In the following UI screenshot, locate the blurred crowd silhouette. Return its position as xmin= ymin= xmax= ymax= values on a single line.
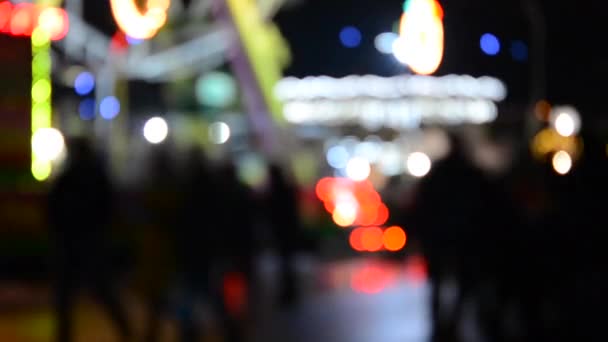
xmin=43 ymin=129 xmax=608 ymax=342
xmin=46 ymin=138 xmax=303 ymax=342
xmin=401 ymin=129 xmax=607 ymax=342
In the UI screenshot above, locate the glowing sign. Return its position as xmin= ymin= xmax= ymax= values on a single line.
xmin=396 ymin=0 xmax=444 ymax=75
xmin=110 ymin=0 xmax=170 ymax=39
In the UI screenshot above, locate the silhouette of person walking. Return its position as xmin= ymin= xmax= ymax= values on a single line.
xmin=48 ymin=137 xmax=130 ymax=342
xmin=266 ymin=163 xmax=300 ymax=308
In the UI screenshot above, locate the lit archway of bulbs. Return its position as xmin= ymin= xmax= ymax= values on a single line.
xmin=110 ymin=0 xmax=171 ymax=39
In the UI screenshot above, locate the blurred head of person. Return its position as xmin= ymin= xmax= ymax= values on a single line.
xmin=64 ymin=136 xmax=99 ymax=170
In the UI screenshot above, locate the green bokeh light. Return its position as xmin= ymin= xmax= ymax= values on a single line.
xmin=31 ymin=28 xmax=51 ymax=49
xmin=32 ymin=103 xmax=52 ymax=131
xmin=195 ymin=71 xmax=238 ymax=109
xmin=32 ymin=79 xmax=52 ymax=103
xmin=32 ymin=53 xmax=52 ymax=78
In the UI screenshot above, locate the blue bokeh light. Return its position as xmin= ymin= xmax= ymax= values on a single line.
xmin=339 ymin=26 xmax=362 ymax=48
xmin=78 ymin=98 xmax=96 ymax=120
xmin=99 ymin=96 xmax=120 ymax=120
xmin=327 ymin=145 xmax=350 ymax=169
xmin=510 ymin=40 xmax=528 ymax=62
xmin=480 ymin=33 xmax=500 ymax=56
xmin=74 ymin=71 xmax=95 ymax=96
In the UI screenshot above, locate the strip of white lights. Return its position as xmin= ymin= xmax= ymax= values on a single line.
xmin=275 ymin=74 xmax=507 ymax=102
xmin=283 ymin=98 xmax=498 ymax=129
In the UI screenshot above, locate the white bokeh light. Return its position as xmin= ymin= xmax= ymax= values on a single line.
xmin=552 ymin=150 xmax=572 ymax=175
xmin=554 ymin=113 xmax=575 ymax=137
xmin=143 ymin=117 xmax=169 ymax=144
xmin=407 ymin=152 xmax=432 ymax=178
xmin=208 ymin=121 xmax=231 ymax=144
xmin=375 ymin=32 xmax=399 ymax=54
xmin=32 ymin=128 xmax=65 ymax=162
xmin=550 ymin=106 xmax=581 ymax=137
xmin=392 ymin=37 xmax=409 ymax=64
xmin=345 ymin=157 xmax=371 ymax=181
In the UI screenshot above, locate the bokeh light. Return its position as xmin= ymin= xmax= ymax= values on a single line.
xmin=327 ymin=145 xmax=350 ymax=169
xmin=480 ymin=33 xmax=500 ymax=56
xmin=38 ymin=7 xmax=68 ymax=41
xmin=195 ymin=71 xmax=238 ymax=108
xmin=554 ymin=113 xmax=575 ymax=137
xmin=345 ymin=157 xmax=371 ymax=181
xmin=31 ymin=127 xmax=64 ymax=162
xmin=78 ymin=98 xmax=96 ymax=120
xmin=109 ymin=0 xmax=170 ymax=39
xmin=143 ymin=116 xmax=169 ymax=144
xmin=0 ymin=2 xmax=13 ymax=32
xmin=9 ymin=3 xmax=36 ymax=36
xmin=31 ymin=79 xmax=51 ymax=103
xmin=398 ymin=0 xmax=444 ymax=75
xmin=74 ymin=71 xmax=95 ymax=96
xmin=349 ymin=227 xmax=366 ymax=252
xmin=208 ymin=121 xmax=231 ymax=144
xmin=31 ymin=27 xmax=50 ymax=47
xmin=510 ymin=40 xmax=528 ymax=62
xmin=333 ymin=201 xmax=358 ymax=227
xmin=99 ymin=96 xmax=120 ymax=120
xmin=374 ymin=32 xmax=398 ymax=54
xmin=406 ymin=152 xmax=431 ymax=177
xmin=383 ymin=226 xmax=407 ymax=251
xmin=550 ymin=107 xmax=581 ymax=138
xmin=339 ymin=26 xmax=362 ymax=48
xmin=361 ymin=226 xmax=384 ymax=252
xmin=552 ymin=150 xmax=572 ymax=175
xmin=31 ymin=159 xmax=52 ymax=182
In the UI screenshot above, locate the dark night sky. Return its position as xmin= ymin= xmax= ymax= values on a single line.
xmin=275 ymin=0 xmax=608 ymax=117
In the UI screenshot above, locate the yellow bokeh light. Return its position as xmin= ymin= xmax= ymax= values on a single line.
xmin=31 ymin=159 xmax=52 ymax=181
xmin=552 ymin=150 xmax=572 ymax=175
xmin=110 ymin=0 xmax=170 ymax=39
xmin=332 ymin=202 xmax=358 ymax=227
xmin=38 ymin=7 xmax=69 ymax=41
xmin=397 ymin=0 xmax=444 ymax=75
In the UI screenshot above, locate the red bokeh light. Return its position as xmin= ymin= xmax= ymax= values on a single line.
xmin=0 ymin=1 xmax=13 ymax=32
xmin=9 ymin=3 xmax=37 ymax=37
xmin=349 ymin=227 xmax=366 ymax=252
xmin=373 ymin=203 xmax=389 ymax=226
xmin=0 ymin=2 xmax=69 ymax=40
xmin=223 ymin=272 xmax=247 ymax=318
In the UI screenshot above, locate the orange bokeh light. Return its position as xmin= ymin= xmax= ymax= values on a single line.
xmin=383 ymin=226 xmax=407 ymax=251
xmin=361 ymin=226 xmax=384 ymax=252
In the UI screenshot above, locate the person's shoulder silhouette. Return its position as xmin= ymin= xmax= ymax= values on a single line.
xmin=49 ymin=137 xmax=112 ymax=234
